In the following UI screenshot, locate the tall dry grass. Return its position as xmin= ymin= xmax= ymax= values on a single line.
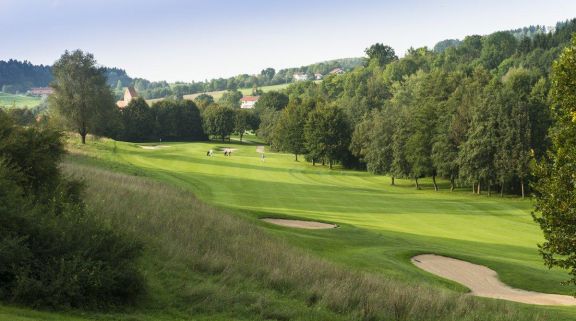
xmin=62 ymin=160 xmax=547 ymax=321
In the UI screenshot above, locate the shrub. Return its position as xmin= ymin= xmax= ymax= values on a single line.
xmin=0 ymin=110 xmax=144 ymax=309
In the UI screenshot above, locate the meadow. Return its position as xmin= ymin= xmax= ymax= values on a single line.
xmin=147 ymin=82 xmax=298 ymax=105
xmin=0 ymin=92 xmax=42 ymax=109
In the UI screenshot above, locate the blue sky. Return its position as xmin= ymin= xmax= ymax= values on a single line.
xmin=1 ymin=0 xmax=575 ymax=82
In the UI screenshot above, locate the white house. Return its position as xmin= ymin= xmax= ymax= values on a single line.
xmin=240 ymin=96 xmax=259 ymax=109
xmin=314 ymin=73 xmax=323 ymax=80
xmin=293 ymin=73 xmax=309 ymax=81
xmin=329 ymin=68 xmax=345 ymax=75
xmin=28 ymin=87 xmax=53 ymax=97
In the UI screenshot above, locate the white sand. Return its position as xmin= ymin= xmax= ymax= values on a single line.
xmin=261 ymin=218 xmax=337 ymax=229
xmin=412 ymin=254 xmax=576 ymax=306
xmin=139 ymin=145 xmax=171 ymax=150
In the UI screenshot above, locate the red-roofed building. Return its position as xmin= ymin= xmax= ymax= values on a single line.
xmin=116 ymin=86 xmax=138 ymax=108
xmin=240 ymin=96 xmax=259 ymax=109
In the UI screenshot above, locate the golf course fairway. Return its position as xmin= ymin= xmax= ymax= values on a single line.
xmin=70 ymin=137 xmax=576 ymax=315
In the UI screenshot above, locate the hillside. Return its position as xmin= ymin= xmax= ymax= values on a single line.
xmin=0 ymin=135 xmax=566 ymax=321
xmin=0 ymin=58 xmax=363 ymax=101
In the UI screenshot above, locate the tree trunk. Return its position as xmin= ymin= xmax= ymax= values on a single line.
xmin=391 ymin=176 xmax=395 ymax=186
xmin=500 ymin=181 xmax=504 ymax=198
xmin=329 ymin=160 xmax=333 ymax=169
xmin=322 ymin=159 xmax=325 ymax=166
xmin=477 ymin=181 xmax=481 ymax=194
xmin=487 ymin=182 xmax=491 ymax=197
xmin=415 ymin=177 xmax=420 ymax=190
xmin=432 ymin=175 xmax=438 ymax=191
xmin=295 ymin=154 xmax=298 ymax=161
xmin=239 ymin=133 xmax=243 ymax=142
xmin=79 ymin=123 xmax=87 ymax=144
xmin=312 ymin=158 xmax=315 ymax=166
xmin=521 ymin=178 xmax=525 ymax=199
xmin=450 ymin=176 xmax=455 ymax=192
xmin=472 ymin=182 xmax=475 ymax=194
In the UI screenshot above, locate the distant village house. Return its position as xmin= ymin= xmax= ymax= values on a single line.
xmin=314 ymin=73 xmax=323 ymax=80
xmin=240 ymin=96 xmax=259 ymax=109
xmin=293 ymin=73 xmax=309 ymax=81
xmin=116 ymin=86 xmax=138 ymax=108
xmin=329 ymin=67 xmax=345 ymax=75
xmin=28 ymin=87 xmax=53 ymax=97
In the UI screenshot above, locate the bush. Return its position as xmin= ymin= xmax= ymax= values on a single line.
xmin=0 ymin=110 xmax=144 ymax=309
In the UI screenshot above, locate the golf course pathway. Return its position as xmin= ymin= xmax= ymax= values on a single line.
xmin=412 ymin=254 xmax=576 ymax=306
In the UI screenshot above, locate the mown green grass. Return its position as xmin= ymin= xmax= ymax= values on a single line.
xmin=3 ymin=154 xmax=555 ymax=321
xmin=3 ymin=135 xmax=575 ymax=320
xmin=58 ymin=135 xmax=576 ymax=319
xmin=0 ymin=93 xmax=42 ymax=109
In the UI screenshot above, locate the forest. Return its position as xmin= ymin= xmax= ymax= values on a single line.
xmin=0 ymin=57 xmax=363 ymax=100
xmin=249 ymin=19 xmax=576 ymax=197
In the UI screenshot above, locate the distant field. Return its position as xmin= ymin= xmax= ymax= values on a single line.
xmin=0 ymin=93 xmax=42 ymax=109
xmin=146 ymin=83 xmax=294 ymax=105
xmin=186 ymin=83 xmax=292 ymax=101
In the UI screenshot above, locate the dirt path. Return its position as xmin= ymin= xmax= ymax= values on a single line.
xmin=261 ymin=218 xmax=337 ymax=229
xmin=412 ymin=254 xmax=576 ymax=306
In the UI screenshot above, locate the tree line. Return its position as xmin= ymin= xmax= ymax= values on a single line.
xmin=253 ymin=19 xmax=576 ymax=198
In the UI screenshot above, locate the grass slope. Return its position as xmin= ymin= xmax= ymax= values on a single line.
xmin=2 ymin=152 xmax=552 ymax=320
xmin=53 ymin=136 xmax=575 ymax=319
xmin=0 ymin=93 xmax=42 ymax=109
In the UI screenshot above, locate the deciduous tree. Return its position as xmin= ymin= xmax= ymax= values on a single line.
xmin=49 ymin=50 xmax=117 ymax=144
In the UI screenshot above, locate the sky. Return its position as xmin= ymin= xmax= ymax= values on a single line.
xmin=1 ymin=0 xmax=576 ymax=82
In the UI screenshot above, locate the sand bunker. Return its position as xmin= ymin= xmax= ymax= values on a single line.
xmin=139 ymin=145 xmax=171 ymax=150
xmin=412 ymin=254 xmax=576 ymax=306
xmin=261 ymin=218 xmax=337 ymax=229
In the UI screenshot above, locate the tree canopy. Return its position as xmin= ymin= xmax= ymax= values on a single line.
xmin=49 ymin=50 xmax=117 ymax=144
